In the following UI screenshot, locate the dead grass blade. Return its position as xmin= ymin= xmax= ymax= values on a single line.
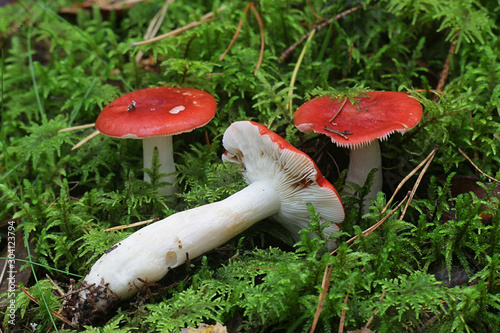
xmin=310 ymin=265 xmax=334 ymax=333
xmin=135 ymin=0 xmax=174 ymax=63
xmin=310 ymin=192 xmax=409 ymax=332
xmin=131 ymin=6 xmax=226 ymax=47
xmin=338 ymin=281 xmax=352 ymax=333
xmin=71 ymin=130 xmax=101 ymax=150
xmin=20 ymin=285 xmax=76 ymax=328
xmin=105 ymin=218 xmax=157 ymax=231
xmin=58 ymin=123 xmax=95 ymax=133
xmin=364 ymin=290 xmax=386 ymax=329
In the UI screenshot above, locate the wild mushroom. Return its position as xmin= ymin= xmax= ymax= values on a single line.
xmin=67 ymin=121 xmax=344 ymax=325
xmin=294 ymin=91 xmax=422 ymax=209
xmin=95 ymin=86 xmax=217 ymax=198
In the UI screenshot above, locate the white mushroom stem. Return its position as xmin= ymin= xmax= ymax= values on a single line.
xmin=344 ymin=140 xmax=383 ymax=209
xmin=78 ymin=180 xmax=280 ymax=306
xmin=142 ymin=136 xmax=177 ymax=198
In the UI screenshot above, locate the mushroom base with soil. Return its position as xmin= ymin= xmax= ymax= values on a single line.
xmin=64 ymin=181 xmax=280 ymax=326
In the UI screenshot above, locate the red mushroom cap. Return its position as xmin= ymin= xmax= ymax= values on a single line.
xmin=95 ymin=87 xmax=217 ymax=139
xmin=294 ymin=91 xmax=422 ymax=148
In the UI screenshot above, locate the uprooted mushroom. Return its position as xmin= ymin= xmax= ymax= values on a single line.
xmin=64 ymin=120 xmax=344 ymax=326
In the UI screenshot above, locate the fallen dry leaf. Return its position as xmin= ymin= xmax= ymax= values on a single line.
xmin=181 ymin=323 xmax=227 ymax=333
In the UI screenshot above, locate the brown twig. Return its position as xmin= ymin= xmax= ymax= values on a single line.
xmin=328 ymin=98 xmax=348 ymax=123
xmin=330 ymin=191 xmax=410 ymax=256
xmin=311 ymin=189 xmax=410 ymax=331
xmin=310 ymin=265 xmax=334 ymax=333
xmin=324 ymin=126 xmax=352 ymax=140
xmin=433 ymin=33 xmax=459 ymax=102
xmin=20 ymin=285 xmax=76 ymax=328
xmin=338 ymin=281 xmax=352 ymax=333
xmin=131 ymin=6 xmax=226 ymax=47
xmin=365 ymin=290 xmax=386 ymax=329
xmin=458 ymin=147 xmax=500 ymax=184
xmin=280 ymin=5 xmax=363 ymax=62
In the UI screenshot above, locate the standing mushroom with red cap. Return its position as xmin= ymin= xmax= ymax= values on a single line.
xmin=67 ymin=121 xmax=344 ymax=325
xmin=95 ymin=86 xmax=217 ymax=198
xmin=294 ymin=91 xmax=422 ymax=210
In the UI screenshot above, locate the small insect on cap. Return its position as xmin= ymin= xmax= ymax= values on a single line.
xmin=222 ymin=121 xmax=345 ymax=241
xmin=95 ymin=86 xmax=217 ymax=139
xmin=294 ymin=91 xmax=423 ymax=149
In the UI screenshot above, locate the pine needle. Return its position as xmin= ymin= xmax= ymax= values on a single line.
xmin=58 ymin=123 xmax=96 ymax=133
xmin=105 ymin=218 xmax=157 ymax=231
xmin=71 ymin=130 xmax=101 ymax=150
xmin=131 ymin=6 xmax=226 ymax=47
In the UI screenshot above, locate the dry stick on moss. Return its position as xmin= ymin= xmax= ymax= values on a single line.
xmin=330 ymin=192 xmax=410 ymax=257
xmin=365 ymin=290 xmax=386 ymax=329
xmin=328 ymin=97 xmax=348 ymax=123
xmin=280 ymin=5 xmax=363 ymax=62
xmin=135 ymin=0 xmax=174 ymax=63
xmin=381 ymin=146 xmax=439 ymax=214
xmin=309 ymin=196 xmax=408 ymax=332
xmin=130 ymin=6 xmax=226 ymax=47
xmin=433 ymin=33 xmax=459 ymax=102
xmin=338 ymin=281 xmax=352 ymax=333
xmin=310 ymin=264 xmax=334 ymax=333
xmin=288 ymin=29 xmax=316 ymax=114
xmin=458 ymin=147 xmax=500 ymax=183
xmin=20 ymin=285 xmax=76 ymax=328
xmin=219 ymin=2 xmax=264 ymax=76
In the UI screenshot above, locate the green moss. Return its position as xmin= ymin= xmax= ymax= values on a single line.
xmin=0 ymin=0 xmax=499 ymax=331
